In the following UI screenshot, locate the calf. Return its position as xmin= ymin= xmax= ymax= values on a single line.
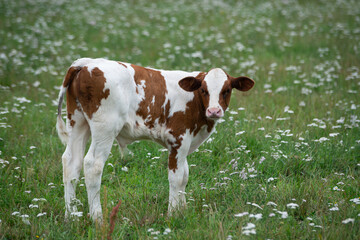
xmin=56 ymin=58 xmax=254 ymax=221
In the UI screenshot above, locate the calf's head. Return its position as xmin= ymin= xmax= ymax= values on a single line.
xmin=179 ymin=68 xmax=254 ymax=120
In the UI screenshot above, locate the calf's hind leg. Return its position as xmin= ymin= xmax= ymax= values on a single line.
xmin=62 ymin=112 xmax=90 ymax=218
xmin=83 ymin=122 xmax=119 ymax=222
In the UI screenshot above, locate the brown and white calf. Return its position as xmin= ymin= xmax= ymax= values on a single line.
xmin=56 ymin=58 xmax=254 ymax=221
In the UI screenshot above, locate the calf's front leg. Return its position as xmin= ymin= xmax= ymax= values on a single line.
xmin=168 ymin=141 xmax=190 ymax=213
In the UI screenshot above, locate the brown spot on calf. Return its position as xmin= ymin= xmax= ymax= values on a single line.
xmin=64 ymin=66 xmax=82 ymax=125
xmin=70 ymin=120 xmax=76 ymax=127
xmin=63 ymin=66 xmax=111 ymax=123
xmin=69 ymin=67 xmax=110 ymax=119
xmin=117 ymin=62 xmax=127 ymax=68
xmin=132 ymin=64 xmax=168 ymax=128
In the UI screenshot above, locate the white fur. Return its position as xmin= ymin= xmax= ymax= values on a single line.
xmin=160 ymin=70 xmax=200 ymax=117
xmin=205 ymin=68 xmax=228 ymax=113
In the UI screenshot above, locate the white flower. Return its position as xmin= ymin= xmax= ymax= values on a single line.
xmin=37 ymin=212 xmax=47 ymax=217
xmin=29 ymin=204 xmax=39 ymax=208
xmin=21 ymin=215 xmax=31 ymax=225
xmin=33 ymin=81 xmax=41 ymax=87
xmin=121 ymin=166 xmax=128 ymax=172
xmin=32 ymin=198 xmax=47 ymax=202
xmin=301 ymin=87 xmax=312 ymax=95
xmin=267 ymin=201 xmax=277 ymax=207
xmin=242 ymin=229 xmax=256 ymax=235
xmin=318 ymin=137 xmax=329 ymax=143
xmin=234 ymin=212 xmax=249 ymax=217
xmin=275 ymin=86 xmax=288 ymax=93
xmin=11 ymin=211 xmax=20 ymax=216
xmin=206 ymin=137 xmax=214 ymax=143
xmin=70 ymin=212 xmax=83 ymax=217
xmin=332 ymin=186 xmax=344 ymax=191
xmin=247 ymin=202 xmax=263 ymax=210
xmin=151 ymin=231 xmax=160 ymax=235
xmin=235 ymin=131 xmax=245 ymax=136
xmin=276 ymin=117 xmax=290 ymax=121
xmin=163 ymin=228 xmax=171 ymax=235
xmin=350 ymin=198 xmax=360 ymax=204
xmin=242 ymin=223 xmax=256 ymax=235
xmin=342 ymin=218 xmax=354 ymax=224
xmin=284 ymin=106 xmax=294 ymax=113
xmin=249 ymin=213 xmax=262 ymax=220
xmin=329 ymin=206 xmax=339 ymax=211
xmin=267 ymin=177 xmax=276 ymax=182
xmin=277 ymin=211 xmax=288 ymax=219
xmin=236 ymin=42 xmax=245 ymax=52
xmin=191 ymin=51 xmax=203 ymax=59
xmin=242 ymin=223 xmax=256 ymax=230
xmin=14 ymin=97 xmax=31 ymax=103
xmin=336 ymin=117 xmax=345 ymax=124
xmin=286 ymin=203 xmax=299 ymax=209
xmin=264 ymin=84 xmax=272 ymax=89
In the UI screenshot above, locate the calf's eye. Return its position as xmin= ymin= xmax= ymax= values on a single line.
xmin=223 ymin=89 xmax=231 ymax=98
xmin=201 ymin=88 xmax=208 ymax=95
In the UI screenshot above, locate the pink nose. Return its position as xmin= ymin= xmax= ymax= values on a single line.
xmin=206 ymin=107 xmax=223 ymax=118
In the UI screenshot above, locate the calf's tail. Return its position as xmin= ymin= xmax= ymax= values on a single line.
xmin=56 ymin=66 xmax=82 ymax=145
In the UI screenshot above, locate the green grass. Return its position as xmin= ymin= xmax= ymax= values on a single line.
xmin=0 ymin=0 xmax=359 ymax=239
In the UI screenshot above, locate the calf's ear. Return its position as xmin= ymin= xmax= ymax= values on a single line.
xmin=179 ymin=77 xmax=202 ymax=92
xmin=231 ymin=76 xmax=255 ymax=91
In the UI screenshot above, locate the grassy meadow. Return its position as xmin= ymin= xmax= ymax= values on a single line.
xmin=1 ymin=0 xmax=360 ymax=239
